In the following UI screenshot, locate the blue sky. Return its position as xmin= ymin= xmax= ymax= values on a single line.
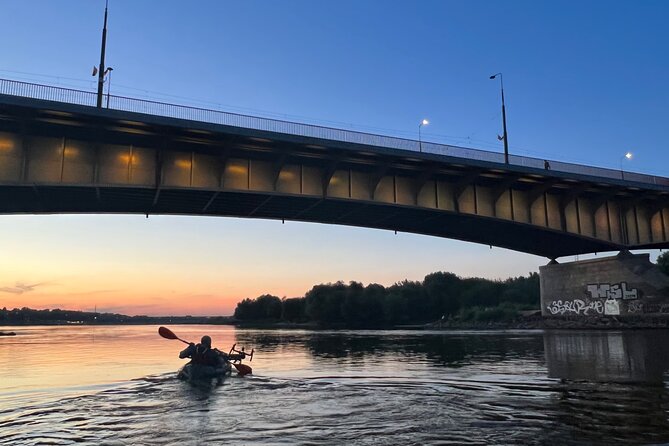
xmin=0 ymin=1 xmax=667 ymax=315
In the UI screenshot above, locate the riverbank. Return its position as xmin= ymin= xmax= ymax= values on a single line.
xmin=4 ymin=315 xmax=669 ymax=331
xmin=232 ymin=314 xmax=669 ymax=330
xmin=426 ymin=314 xmax=669 ymax=330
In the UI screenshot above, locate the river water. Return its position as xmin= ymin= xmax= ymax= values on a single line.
xmin=1 ymin=326 xmax=668 ymax=445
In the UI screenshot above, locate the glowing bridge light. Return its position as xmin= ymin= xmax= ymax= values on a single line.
xmin=0 ymin=139 xmax=14 ymax=151
xmin=174 ymin=159 xmax=192 ymax=169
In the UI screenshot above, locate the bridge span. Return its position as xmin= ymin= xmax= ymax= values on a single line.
xmin=1 ymin=79 xmax=668 ymax=259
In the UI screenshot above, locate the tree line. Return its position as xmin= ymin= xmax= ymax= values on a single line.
xmin=234 ymin=272 xmax=540 ymax=327
xmin=0 ymin=307 xmax=233 ymax=325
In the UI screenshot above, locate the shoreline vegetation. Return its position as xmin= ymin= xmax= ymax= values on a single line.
xmin=234 ymin=272 xmax=541 ymax=328
xmin=0 ymin=308 xmax=234 ymax=327
xmin=233 ymin=315 xmax=669 ymax=330
xmin=4 ymin=267 xmax=669 ymax=331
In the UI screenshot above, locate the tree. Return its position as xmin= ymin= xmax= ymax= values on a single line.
xmin=233 ymin=298 xmax=256 ymax=320
xmin=383 ymin=289 xmax=409 ymax=325
xmin=340 ymin=281 xmax=365 ymax=326
xmin=360 ymin=283 xmax=386 ymax=326
xmin=423 ymin=272 xmax=463 ymax=318
xmin=281 ymin=297 xmax=306 ymax=322
xmin=658 ymin=251 xmax=669 ymax=276
xmin=233 ymin=295 xmax=282 ymax=320
xmin=459 ymin=278 xmax=502 ymax=308
xmin=305 ymin=282 xmax=347 ymax=323
xmin=255 ymin=294 xmax=282 ymax=319
xmin=500 ymin=273 xmax=540 ymax=308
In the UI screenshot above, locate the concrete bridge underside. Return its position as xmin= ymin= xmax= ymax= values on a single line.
xmin=1 ymin=94 xmax=669 ymax=259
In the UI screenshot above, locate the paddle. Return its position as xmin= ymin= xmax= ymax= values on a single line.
xmin=158 ymin=326 xmax=190 ymax=345
xmin=158 ymin=326 xmax=253 ymax=376
xmin=231 ymin=362 xmax=253 ymax=376
xmin=219 ymin=345 xmax=253 ymax=376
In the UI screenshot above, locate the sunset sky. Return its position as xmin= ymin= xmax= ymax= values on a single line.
xmin=1 ymin=1 xmax=668 ymax=315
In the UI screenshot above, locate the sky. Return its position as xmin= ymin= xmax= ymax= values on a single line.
xmin=0 ymin=1 xmax=668 ymax=316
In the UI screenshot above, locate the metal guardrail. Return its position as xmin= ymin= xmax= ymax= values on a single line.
xmin=1 ymin=78 xmax=667 ymax=187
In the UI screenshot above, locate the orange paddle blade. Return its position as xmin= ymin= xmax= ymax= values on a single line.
xmin=158 ymin=326 xmax=178 ymax=340
xmin=233 ymin=363 xmax=252 ymax=376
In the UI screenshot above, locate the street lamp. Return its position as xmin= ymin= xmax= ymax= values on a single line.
xmin=489 ymin=73 xmax=509 ymax=164
xmin=620 ymin=152 xmax=632 ymax=180
xmin=96 ymin=0 xmax=109 ymax=108
xmin=105 ymin=67 xmax=114 ymax=108
xmin=418 ymin=119 xmax=429 ymax=152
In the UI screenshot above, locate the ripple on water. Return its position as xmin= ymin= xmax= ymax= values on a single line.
xmin=2 ymin=371 xmax=667 ymax=446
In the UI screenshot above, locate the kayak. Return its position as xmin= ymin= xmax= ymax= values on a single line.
xmin=158 ymin=327 xmax=254 ymax=379
xmin=177 ymin=362 xmax=232 ymax=381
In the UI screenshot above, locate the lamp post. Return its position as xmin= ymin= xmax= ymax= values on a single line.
xmin=418 ymin=119 xmax=429 ymax=152
xmin=105 ymin=67 xmax=114 ymax=108
xmin=620 ymin=152 xmax=632 ymax=180
xmin=489 ymin=73 xmax=509 ymax=164
xmin=96 ymin=0 xmax=109 ymax=108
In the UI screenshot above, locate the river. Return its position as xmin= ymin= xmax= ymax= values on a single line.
xmin=1 ymin=325 xmax=668 ymax=445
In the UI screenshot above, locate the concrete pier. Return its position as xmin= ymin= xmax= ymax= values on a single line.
xmin=540 ymin=252 xmax=669 ymax=317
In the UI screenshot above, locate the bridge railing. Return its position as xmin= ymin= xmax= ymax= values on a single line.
xmin=1 ymin=78 xmax=667 ymax=187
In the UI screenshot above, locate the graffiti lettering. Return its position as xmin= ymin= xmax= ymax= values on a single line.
xmin=641 ymin=303 xmax=669 ymax=314
xmin=586 ymin=282 xmax=638 ymax=300
xmin=644 ymin=304 xmax=659 ymax=314
xmin=546 ymin=299 xmax=604 ymax=316
xmin=604 ymin=297 xmax=620 ymax=315
xmin=627 ymin=301 xmax=643 ymax=314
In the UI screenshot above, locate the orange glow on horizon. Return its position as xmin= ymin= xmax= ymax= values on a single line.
xmin=1 ymin=291 xmax=244 ymax=316
xmin=0 ymin=271 xmax=316 ymax=317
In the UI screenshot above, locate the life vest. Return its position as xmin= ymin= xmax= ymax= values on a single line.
xmin=191 ymin=344 xmax=217 ymax=366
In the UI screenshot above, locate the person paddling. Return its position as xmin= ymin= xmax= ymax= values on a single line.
xmin=179 ymin=335 xmax=223 ymax=367
xmin=159 ymin=327 xmax=253 ymax=376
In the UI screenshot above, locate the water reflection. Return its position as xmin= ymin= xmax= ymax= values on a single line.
xmin=240 ymin=329 xmax=547 ymax=367
xmin=238 ymin=329 xmax=669 ymax=444
xmin=2 ymin=326 xmax=669 ymax=445
xmin=544 ymin=330 xmax=669 ymax=384
xmin=542 ymin=331 xmax=669 ymax=445
xmin=241 ymin=329 xmax=669 ymax=384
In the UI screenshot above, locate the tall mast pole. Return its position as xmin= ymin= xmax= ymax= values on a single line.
xmin=500 ymin=75 xmax=509 ymax=164
xmin=96 ymin=0 xmax=108 ymax=108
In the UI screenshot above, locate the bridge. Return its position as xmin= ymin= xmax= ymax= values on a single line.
xmin=1 ymin=78 xmax=669 ymax=260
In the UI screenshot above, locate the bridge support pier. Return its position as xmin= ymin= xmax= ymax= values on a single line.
xmin=540 ymin=252 xmax=669 ymax=317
